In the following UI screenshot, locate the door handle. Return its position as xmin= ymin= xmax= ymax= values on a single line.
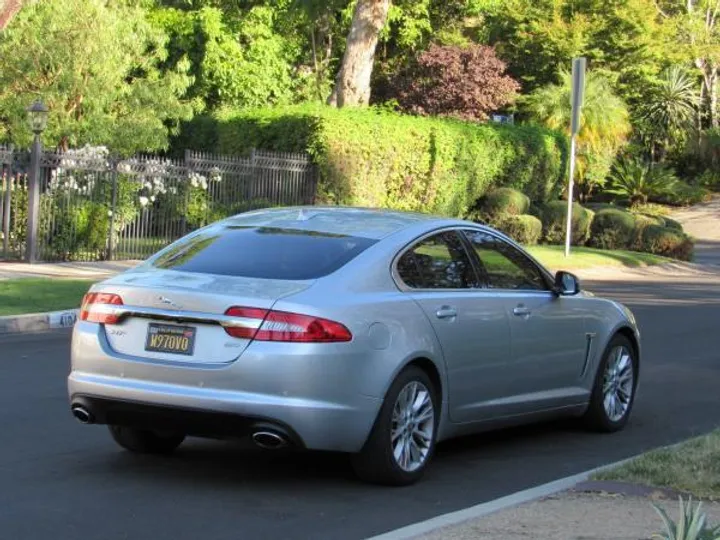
xmin=513 ymin=306 xmax=532 ymax=317
xmin=435 ymin=307 xmax=457 ymax=319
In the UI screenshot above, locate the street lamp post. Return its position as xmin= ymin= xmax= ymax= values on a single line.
xmin=26 ymin=99 xmax=49 ymax=263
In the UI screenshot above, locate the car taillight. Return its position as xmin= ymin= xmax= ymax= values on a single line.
xmin=224 ymin=307 xmax=352 ymax=343
xmin=80 ymin=292 xmax=124 ymax=324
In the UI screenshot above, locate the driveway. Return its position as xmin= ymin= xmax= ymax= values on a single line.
xmin=671 ymin=195 xmax=720 ymax=266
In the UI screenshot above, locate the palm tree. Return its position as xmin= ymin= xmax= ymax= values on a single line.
xmin=637 ymin=66 xmax=700 ymax=163
xmin=523 ymin=70 xmax=631 ymax=201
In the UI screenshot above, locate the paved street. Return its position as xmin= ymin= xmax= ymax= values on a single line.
xmin=1 ymin=272 xmax=719 ymax=540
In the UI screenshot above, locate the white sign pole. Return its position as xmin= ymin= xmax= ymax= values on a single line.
xmin=565 ymin=57 xmax=586 ymax=258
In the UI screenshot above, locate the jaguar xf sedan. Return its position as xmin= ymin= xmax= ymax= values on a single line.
xmin=68 ymin=206 xmax=640 ymax=485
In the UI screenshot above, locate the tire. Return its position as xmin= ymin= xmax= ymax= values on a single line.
xmin=351 ymin=365 xmax=439 ymax=486
xmin=583 ymin=334 xmax=638 ymax=432
xmin=108 ymin=425 xmax=185 ymax=455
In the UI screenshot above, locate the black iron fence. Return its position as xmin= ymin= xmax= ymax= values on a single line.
xmin=0 ymin=145 xmax=317 ymax=262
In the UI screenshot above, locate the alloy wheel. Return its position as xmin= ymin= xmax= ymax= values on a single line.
xmin=602 ymin=345 xmax=635 ymax=422
xmin=391 ymin=381 xmax=435 ymax=472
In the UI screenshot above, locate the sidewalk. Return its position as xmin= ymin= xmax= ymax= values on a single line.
xmin=0 ymin=260 xmax=140 ymax=280
xmin=415 ymin=489 xmax=720 ymax=540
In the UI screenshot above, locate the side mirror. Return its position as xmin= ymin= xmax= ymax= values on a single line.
xmin=554 ymin=271 xmax=581 ymax=296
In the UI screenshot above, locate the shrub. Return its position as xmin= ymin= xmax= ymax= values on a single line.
xmin=182 ymin=105 xmax=568 ymax=218
xmin=605 ymin=156 xmax=678 ymax=207
xmin=653 ymin=496 xmax=720 ymax=540
xmin=473 ymin=187 xmax=530 ymax=224
xmin=662 ymin=217 xmax=684 ymax=231
xmin=641 ymin=225 xmax=694 ymax=260
xmin=632 ymin=214 xmax=658 ymax=250
xmin=391 ymin=43 xmax=520 ymax=122
xmin=539 ymin=201 xmax=594 ymax=245
xmin=45 ymin=200 xmax=109 ymax=261
xmin=697 ymin=170 xmax=720 ymax=192
xmin=584 ymin=202 xmax=621 ymax=212
xmin=631 ymin=202 xmax=672 ymax=216
xmin=588 ymin=208 xmax=637 ymax=250
xmin=652 ymin=183 xmax=712 ymax=206
xmin=637 ymin=214 xmax=665 ymax=227
xmin=496 ymin=214 xmax=542 ymax=245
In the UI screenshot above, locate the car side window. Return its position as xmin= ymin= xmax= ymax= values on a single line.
xmin=396 ymin=231 xmax=478 ymax=289
xmin=463 ymin=230 xmax=548 ymax=291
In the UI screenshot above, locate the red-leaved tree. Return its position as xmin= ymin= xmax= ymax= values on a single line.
xmin=393 ymin=44 xmax=520 ymax=122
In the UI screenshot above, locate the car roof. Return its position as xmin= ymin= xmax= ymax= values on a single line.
xmin=222 ymin=206 xmax=452 ymax=240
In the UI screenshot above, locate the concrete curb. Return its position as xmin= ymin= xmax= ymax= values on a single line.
xmin=365 ymin=453 xmax=645 ymax=540
xmin=0 ymin=309 xmax=78 ymax=335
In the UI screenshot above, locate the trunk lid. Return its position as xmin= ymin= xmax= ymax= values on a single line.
xmin=94 ymin=268 xmax=312 ymax=364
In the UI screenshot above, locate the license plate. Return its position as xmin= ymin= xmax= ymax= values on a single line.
xmin=145 ymin=323 xmax=196 ymax=356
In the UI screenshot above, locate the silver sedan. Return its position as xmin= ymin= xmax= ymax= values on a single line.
xmin=68 ymin=207 xmax=640 ymax=485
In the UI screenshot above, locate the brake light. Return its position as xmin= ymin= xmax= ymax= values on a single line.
xmin=80 ymin=292 xmax=124 ymax=324
xmin=224 ymin=307 xmax=352 ymax=343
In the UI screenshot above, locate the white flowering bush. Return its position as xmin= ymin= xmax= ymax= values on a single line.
xmin=37 ymin=145 xmax=233 ymax=259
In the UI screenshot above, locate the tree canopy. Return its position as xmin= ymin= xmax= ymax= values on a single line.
xmin=0 ymin=0 xmax=717 ymax=172
xmin=0 ymin=0 xmax=196 ymax=154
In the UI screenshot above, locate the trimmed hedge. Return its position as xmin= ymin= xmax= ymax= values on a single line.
xmin=471 ymin=187 xmax=530 ymax=224
xmin=641 ymin=225 xmax=694 ymax=260
xmin=662 ymin=217 xmax=683 ymax=231
xmin=588 ymin=209 xmax=636 ymax=250
xmin=180 ymin=105 xmax=568 ymax=218
xmin=538 ymin=201 xmax=594 ymax=245
xmin=497 ymin=214 xmax=543 ymax=245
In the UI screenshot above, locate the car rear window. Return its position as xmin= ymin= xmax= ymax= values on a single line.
xmin=150 ymin=226 xmax=378 ymax=280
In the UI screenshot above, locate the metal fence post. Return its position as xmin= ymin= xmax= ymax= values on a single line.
xmin=107 ymin=162 xmax=118 ymax=261
xmin=2 ymin=177 xmax=11 ymax=260
xmin=25 ymin=135 xmax=42 ymax=263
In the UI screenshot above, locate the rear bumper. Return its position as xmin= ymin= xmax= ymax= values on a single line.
xmin=68 ymin=372 xmax=381 ymax=452
xmin=70 ymin=394 xmax=307 ymax=446
xmin=68 ymin=322 xmax=384 ymax=453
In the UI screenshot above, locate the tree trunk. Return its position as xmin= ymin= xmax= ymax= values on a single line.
xmin=328 ymin=0 xmax=391 ymax=107
xmin=710 ymin=67 xmax=719 ymax=128
xmin=0 ymin=0 xmax=23 ymax=30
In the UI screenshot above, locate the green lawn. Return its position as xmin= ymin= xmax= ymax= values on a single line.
xmin=0 ymin=278 xmax=94 ymax=316
xmin=526 ymin=245 xmax=671 ymax=272
xmin=593 ymin=430 xmax=720 ymax=500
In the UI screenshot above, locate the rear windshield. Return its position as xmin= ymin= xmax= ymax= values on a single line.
xmin=150 ymin=226 xmax=377 ymax=280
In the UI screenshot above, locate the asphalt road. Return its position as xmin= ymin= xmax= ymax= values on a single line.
xmin=1 ymin=276 xmax=719 ymax=540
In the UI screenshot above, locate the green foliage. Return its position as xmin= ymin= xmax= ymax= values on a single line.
xmin=636 ymin=66 xmax=700 ymax=162
xmin=696 ymin=170 xmax=720 ymax=192
xmin=538 ymin=201 xmax=594 ymax=245
xmin=496 ymin=214 xmax=542 ymax=245
xmin=641 ymin=225 xmax=694 ymax=261
xmin=588 ymin=208 xmax=637 ymax=250
xmin=151 ymin=5 xmax=302 ymax=110
xmin=0 ymin=0 xmax=196 ymax=154
xmin=652 ymin=497 xmax=720 ymax=540
xmin=473 ymin=187 xmax=530 ymax=223
xmin=663 ymin=217 xmax=684 ymax=231
xmin=45 ymin=200 xmax=109 ymax=261
xmin=523 ymin=70 xmax=631 ymax=200
xmin=652 ymin=183 xmax=712 ymax=206
xmin=208 ymin=105 xmax=568 ymax=217
xmin=605 ymin=156 xmax=679 ymax=206
xmin=484 ymin=0 xmax=675 ymax=106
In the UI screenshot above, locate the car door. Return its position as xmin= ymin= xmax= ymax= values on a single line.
xmin=394 ymin=229 xmax=514 ymax=423
xmin=461 ymin=229 xmax=589 ymax=414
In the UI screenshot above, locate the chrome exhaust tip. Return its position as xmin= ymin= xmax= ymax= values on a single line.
xmin=252 ymin=430 xmax=288 ymax=450
xmin=71 ymin=404 xmax=93 ymax=424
